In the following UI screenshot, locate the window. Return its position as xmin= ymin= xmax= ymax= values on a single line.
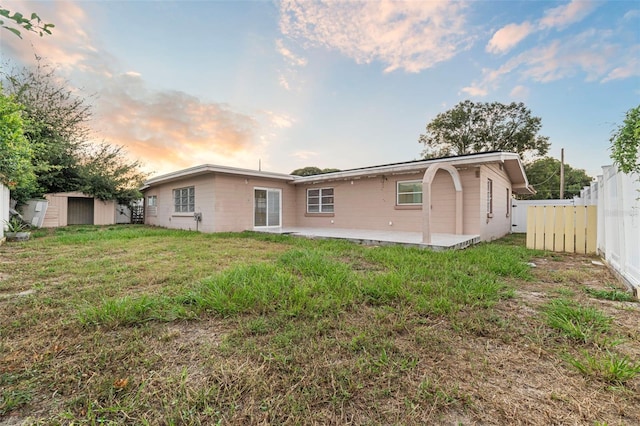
xmin=147 ymin=195 xmax=158 ymax=216
xmin=307 ymin=188 xmax=334 ymax=213
xmin=173 ymin=186 xmax=195 ymax=213
xmin=397 ymin=180 xmax=422 ymax=205
xmin=487 ymin=179 xmax=493 ymax=217
xmin=506 ymin=188 xmax=510 ymax=217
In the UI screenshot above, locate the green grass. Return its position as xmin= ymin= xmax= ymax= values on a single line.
xmin=76 ymin=237 xmax=521 ymax=327
xmin=584 ymin=287 xmax=636 ymax=302
xmin=543 ymin=298 xmax=611 ymax=343
xmin=565 ymin=350 xmax=640 ymax=385
xmin=1 ymin=226 xmax=638 ymax=425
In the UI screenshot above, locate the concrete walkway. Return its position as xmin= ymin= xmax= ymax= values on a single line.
xmin=256 ymin=227 xmax=480 ymax=250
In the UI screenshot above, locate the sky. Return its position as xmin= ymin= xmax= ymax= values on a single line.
xmin=1 ymin=0 xmax=638 ymax=181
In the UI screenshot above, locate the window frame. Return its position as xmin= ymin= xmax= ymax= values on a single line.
xmin=173 ymin=186 xmax=195 ymax=214
xmin=146 ymin=195 xmax=158 ymax=217
xmin=396 ymin=180 xmax=423 ymax=206
xmin=487 ymin=178 xmax=493 ymax=218
xmin=506 ymin=188 xmax=510 ymax=218
xmin=306 ymin=187 xmax=334 ymax=213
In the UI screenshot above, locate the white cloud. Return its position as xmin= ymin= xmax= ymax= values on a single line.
xmin=623 ymin=10 xmax=640 ymax=20
xmin=292 ymin=150 xmax=318 ymax=160
xmin=509 ymin=85 xmax=530 ymax=100
xmin=261 ymin=110 xmax=294 ymax=129
xmin=278 ymin=74 xmax=291 ymax=91
xmin=278 ymin=0 xmax=472 ymax=73
xmin=486 ymin=1 xmax=599 ymax=56
xmin=460 ymin=85 xmax=488 ymax=97
xmin=468 ymin=28 xmax=637 ymax=95
xmin=486 ymin=22 xmax=535 ymax=54
xmin=539 ymin=0 xmax=600 ymax=30
xmin=602 ymin=47 xmax=640 ymax=82
xmin=276 ymin=39 xmax=307 ymax=67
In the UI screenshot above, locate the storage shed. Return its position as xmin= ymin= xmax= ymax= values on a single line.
xmin=42 ymin=192 xmax=117 ymax=227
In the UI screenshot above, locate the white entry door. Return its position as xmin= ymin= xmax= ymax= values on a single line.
xmin=254 ymin=188 xmax=281 ymax=227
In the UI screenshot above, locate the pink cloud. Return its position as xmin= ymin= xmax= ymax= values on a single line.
xmin=468 ymin=27 xmax=636 ymax=95
xmin=1 ymin=1 xmax=282 ymax=175
xmin=279 ymin=0 xmax=472 ymax=73
xmin=539 ymin=0 xmax=600 ymax=30
xmin=94 ymin=73 xmax=260 ymax=173
xmin=486 ymin=22 xmax=535 ymax=54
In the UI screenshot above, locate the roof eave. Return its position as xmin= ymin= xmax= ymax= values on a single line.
xmin=144 ymin=164 xmax=295 ymax=187
xmin=291 ymin=152 xmax=525 ymax=184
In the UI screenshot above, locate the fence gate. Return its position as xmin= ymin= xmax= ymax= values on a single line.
xmin=526 ymin=205 xmax=597 ymax=254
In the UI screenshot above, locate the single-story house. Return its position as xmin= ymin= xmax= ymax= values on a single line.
xmin=42 ymin=192 xmax=117 ymax=227
xmin=141 ymin=152 xmax=535 ymax=248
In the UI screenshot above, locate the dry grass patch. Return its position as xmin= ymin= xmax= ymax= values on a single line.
xmin=0 ymin=227 xmax=638 ymax=425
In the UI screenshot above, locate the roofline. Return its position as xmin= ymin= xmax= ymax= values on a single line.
xmin=140 ymin=151 xmax=535 ymax=195
xmin=291 ymin=151 xmax=522 ymax=182
xmin=142 ymin=164 xmax=295 ymax=190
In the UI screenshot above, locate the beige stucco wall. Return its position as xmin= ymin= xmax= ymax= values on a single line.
xmin=479 ymin=164 xmax=513 ymax=241
xmin=213 ymin=174 xmax=297 ymax=232
xmin=144 ymin=173 xmax=296 ymax=232
xmin=143 ymin=162 xmax=517 ymax=242
xmin=293 ymin=166 xmax=512 ymax=241
xmin=144 ymin=174 xmax=214 ymax=232
xmin=294 ymin=169 xmax=482 ymax=234
xmin=294 ymin=172 xmax=423 ymax=232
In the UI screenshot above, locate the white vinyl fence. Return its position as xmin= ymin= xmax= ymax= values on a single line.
xmin=0 ymin=183 xmax=9 ymax=240
xmin=511 ymin=199 xmax=575 ymax=233
xmin=579 ymin=165 xmax=640 ymax=292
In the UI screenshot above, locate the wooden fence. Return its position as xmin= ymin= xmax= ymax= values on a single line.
xmin=525 ymin=205 xmax=597 ymax=253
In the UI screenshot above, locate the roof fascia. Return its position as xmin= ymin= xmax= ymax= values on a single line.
xmin=290 ymin=152 xmax=524 ymax=184
xmin=144 ymin=164 xmax=295 ymax=188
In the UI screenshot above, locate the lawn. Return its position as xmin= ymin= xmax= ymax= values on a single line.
xmin=1 ymin=226 xmax=638 ymax=425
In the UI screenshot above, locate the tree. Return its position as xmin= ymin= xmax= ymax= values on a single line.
xmin=291 ymin=166 xmax=341 ymax=176
xmin=78 ymin=143 xmax=147 ymax=207
xmin=2 ymin=59 xmax=91 ymax=198
xmin=419 ymin=100 xmax=550 ymax=160
xmin=522 ymin=157 xmax=592 ymax=200
xmin=0 ymin=6 xmax=54 ymax=38
xmin=610 ymin=105 xmax=640 ymax=175
xmin=2 ymin=58 xmax=146 ymax=204
xmin=0 ymin=90 xmax=36 ymax=195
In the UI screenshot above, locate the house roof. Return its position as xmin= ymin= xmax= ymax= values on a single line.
xmin=141 ymin=164 xmax=295 ymax=190
xmin=142 ymin=151 xmax=535 ymax=195
xmin=292 ymin=151 xmax=535 ymax=194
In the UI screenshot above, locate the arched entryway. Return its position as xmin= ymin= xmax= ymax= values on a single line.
xmin=422 ymin=163 xmax=463 ymax=244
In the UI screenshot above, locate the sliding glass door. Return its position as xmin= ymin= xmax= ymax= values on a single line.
xmin=254 ymin=188 xmax=281 ymax=227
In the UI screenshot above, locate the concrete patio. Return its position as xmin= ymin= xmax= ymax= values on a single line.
xmin=255 ymin=227 xmax=480 ymax=250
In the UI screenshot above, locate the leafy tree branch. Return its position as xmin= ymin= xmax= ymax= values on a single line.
xmin=0 ymin=6 xmax=54 ymax=38
xmin=610 ymin=105 xmax=640 ymax=175
xmin=419 ymin=100 xmax=550 ymax=160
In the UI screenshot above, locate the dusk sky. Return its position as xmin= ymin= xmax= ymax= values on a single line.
xmin=1 ymin=0 xmax=638 ymax=180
